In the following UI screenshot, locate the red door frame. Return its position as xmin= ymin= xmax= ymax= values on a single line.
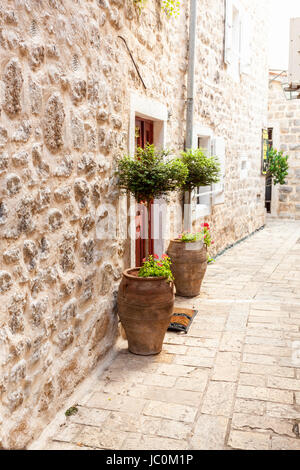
xmin=135 ymin=117 xmax=154 ymax=267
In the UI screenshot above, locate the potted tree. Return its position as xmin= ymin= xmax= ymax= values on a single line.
xmin=167 ymin=148 xmax=220 ymax=297
xmin=116 ymin=144 xmax=188 ymax=355
xmin=264 ymin=147 xmax=289 ymax=213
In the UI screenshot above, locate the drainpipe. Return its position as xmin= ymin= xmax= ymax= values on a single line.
xmin=184 ymin=0 xmax=197 ymax=231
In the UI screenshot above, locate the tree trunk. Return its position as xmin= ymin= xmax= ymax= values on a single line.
xmin=183 ymin=190 xmax=192 ymax=232
xmin=145 ymin=200 xmax=150 ymax=258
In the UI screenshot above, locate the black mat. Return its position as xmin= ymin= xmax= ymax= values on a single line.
xmin=168 ymin=308 xmax=198 ymax=334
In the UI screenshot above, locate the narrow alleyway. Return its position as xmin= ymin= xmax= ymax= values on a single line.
xmin=31 ymin=220 xmax=300 ymax=450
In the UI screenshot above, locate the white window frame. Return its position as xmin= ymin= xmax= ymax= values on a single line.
xmin=191 ymin=126 xmax=226 ymax=216
xmin=212 ymin=137 xmax=226 ymax=206
xmin=192 ymin=126 xmax=214 ymax=220
xmin=288 ymin=18 xmax=300 ymax=87
xmin=196 ymin=135 xmax=213 ymax=213
xmin=224 ymin=0 xmax=252 ymax=79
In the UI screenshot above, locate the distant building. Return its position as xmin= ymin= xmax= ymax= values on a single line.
xmin=268 ymin=70 xmax=300 ymax=219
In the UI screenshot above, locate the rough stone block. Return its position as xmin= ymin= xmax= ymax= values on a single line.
xmin=44 ymin=93 xmax=65 ymax=152
xmin=3 ymin=58 xmax=23 ymax=117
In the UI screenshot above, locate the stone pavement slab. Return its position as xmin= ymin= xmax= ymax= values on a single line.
xmin=29 ymin=220 xmax=300 ymax=450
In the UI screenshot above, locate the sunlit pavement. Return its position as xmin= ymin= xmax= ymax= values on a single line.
xmin=30 ymin=219 xmax=300 ymax=450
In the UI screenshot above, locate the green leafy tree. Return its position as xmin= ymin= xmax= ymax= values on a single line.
xmin=117 ymin=144 xmax=187 ymax=204
xmin=266 ymin=147 xmax=289 ymax=185
xmin=181 ymin=148 xmax=220 ymax=193
xmin=180 ymin=149 xmax=220 ymax=230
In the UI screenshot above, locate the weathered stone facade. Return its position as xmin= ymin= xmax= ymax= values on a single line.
xmin=191 ymin=0 xmax=269 ymax=252
xmin=268 ymin=71 xmax=300 ymax=219
xmin=0 ymin=0 xmax=269 ymax=448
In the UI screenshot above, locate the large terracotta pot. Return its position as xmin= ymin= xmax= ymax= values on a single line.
xmin=167 ymin=240 xmax=207 ymax=297
xmin=117 ymin=268 xmax=175 ymax=356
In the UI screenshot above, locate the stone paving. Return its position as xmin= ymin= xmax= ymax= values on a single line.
xmin=30 ymin=219 xmax=300 ymax=450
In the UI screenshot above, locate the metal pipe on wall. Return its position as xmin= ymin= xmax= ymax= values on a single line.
xmin=185 ymin=0 xmax=197 ymax=151
xmin=184 ymin=0 xmax=198 ymax=231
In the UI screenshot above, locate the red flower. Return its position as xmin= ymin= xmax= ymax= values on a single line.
xmin=142 ymin=258 xmax=146 ymax=263
xmin=212 ymin=241 xmax=215 ymax=245
xmin=201 ymin=223 xmax=210 ymax=229
xmin=162 ymin=254 xmax=168 ymax=259
xmin=157 ymin=263 xmax=163 ymax=267
xmin=154 ymin=254 xmax=159 ymax=259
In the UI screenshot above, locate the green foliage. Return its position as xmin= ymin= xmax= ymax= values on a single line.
xmin=179 ymin=232 xmax=202 ymax=243
xmin=65 ymin=406 xmax=78 ymax=417
xmin=179 ymin=223 xmax=214 ymax=248
xmin=116 ymin=144 xmax=188 ymax=204
xmin=133 ymin=0 xmax=181 ymax=17
xmin=202 ymin=223 xmax=213 ymax=248
xmin=139 ymin=254 xmax=174 ymax=281
xmin=267 ymin=147 xmax=289 ymax=185
xmin=181 ymin=149 xmax=220 ymax=192
xmin=162 ymin=0 xmax=181 ymax=17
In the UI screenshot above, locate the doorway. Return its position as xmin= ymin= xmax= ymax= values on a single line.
xmin=135 ymin=117 xmax=154 ymax=267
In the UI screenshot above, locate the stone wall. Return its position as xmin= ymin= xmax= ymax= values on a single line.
xmin=192 ymin=0 xmax=269 ymax=254
xmin=0 ymin=0 xmax=269 ymax=448
xmin=268 ymin=72 xmax=300 ymax=219
xmin=0 ymin=0 xmax=189 ymax=449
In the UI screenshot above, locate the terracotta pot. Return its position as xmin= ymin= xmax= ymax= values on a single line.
xmin=117 ymin=268 xmax=175 ymax=356
xmin=167 ymin=240 xmax=207 ymax=297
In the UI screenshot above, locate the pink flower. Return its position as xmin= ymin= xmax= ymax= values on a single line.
xmin=162 ymin=254 xmax=168 ymax=259
xmin=142 ymin=258 xmax=146 ymax=263
xmin=212 ymin=241 xmax=215 ymax=245
xmin=157 ymin=263 xmax=163 ymax=267
xmin=154 ymin=254 xmax=159 ymax=259
xmin=178 ymin=234 xmax=183 ymax=239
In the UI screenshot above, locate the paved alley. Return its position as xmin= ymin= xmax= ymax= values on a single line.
xmin=30 ymin=220 xmax=300 ymax=450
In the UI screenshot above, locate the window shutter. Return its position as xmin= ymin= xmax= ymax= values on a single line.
xmin=240 ymin=13 xmax=252 ymax=75
xmin=212 ymin=137 xmax=226 ymax=205
xmin=289 ymin=18 xmax=300 ymax=87
xmin=224 ymin=0 xmax=233 ymax=65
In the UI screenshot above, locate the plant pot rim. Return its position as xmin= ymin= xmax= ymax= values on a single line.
xmin=123 ymin=267 xmax=168 ymax=281
xmin=170 ymin=239 xmax=205 ymax=245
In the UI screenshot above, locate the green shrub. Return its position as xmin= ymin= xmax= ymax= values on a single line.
xmin=267 ymin=147 xmax=289 ymax=185
xmin=180 ymin=149 xmax=220 ymax=192
xmin=116 ymin=144 xmax=188 ymax=204
xmin=139 ymin=254 xmax=174 ymax=281
xmin=178 ymin=223 xmax=214 ymax=248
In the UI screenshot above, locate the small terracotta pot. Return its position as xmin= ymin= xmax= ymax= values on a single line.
xmin=167 ymin=240 xmax=207 ymax=297
xmin=117 ymin=268 xmax=175 ymax=356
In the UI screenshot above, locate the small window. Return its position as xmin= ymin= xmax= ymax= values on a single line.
xmin=231 ymin=6 xmax=241 ymax=78
xmin=196 ymin=136 xmax=212 ymax=206
xmin=224 ymin=0 xmax=252 ymax=77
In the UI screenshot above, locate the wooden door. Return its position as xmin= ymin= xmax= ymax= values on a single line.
xmin=135 ymin=118 xmax=154 ymax=267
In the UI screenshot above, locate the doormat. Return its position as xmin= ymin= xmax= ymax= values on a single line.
xmin=168 ymin=307 xmax=198 ymax=334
